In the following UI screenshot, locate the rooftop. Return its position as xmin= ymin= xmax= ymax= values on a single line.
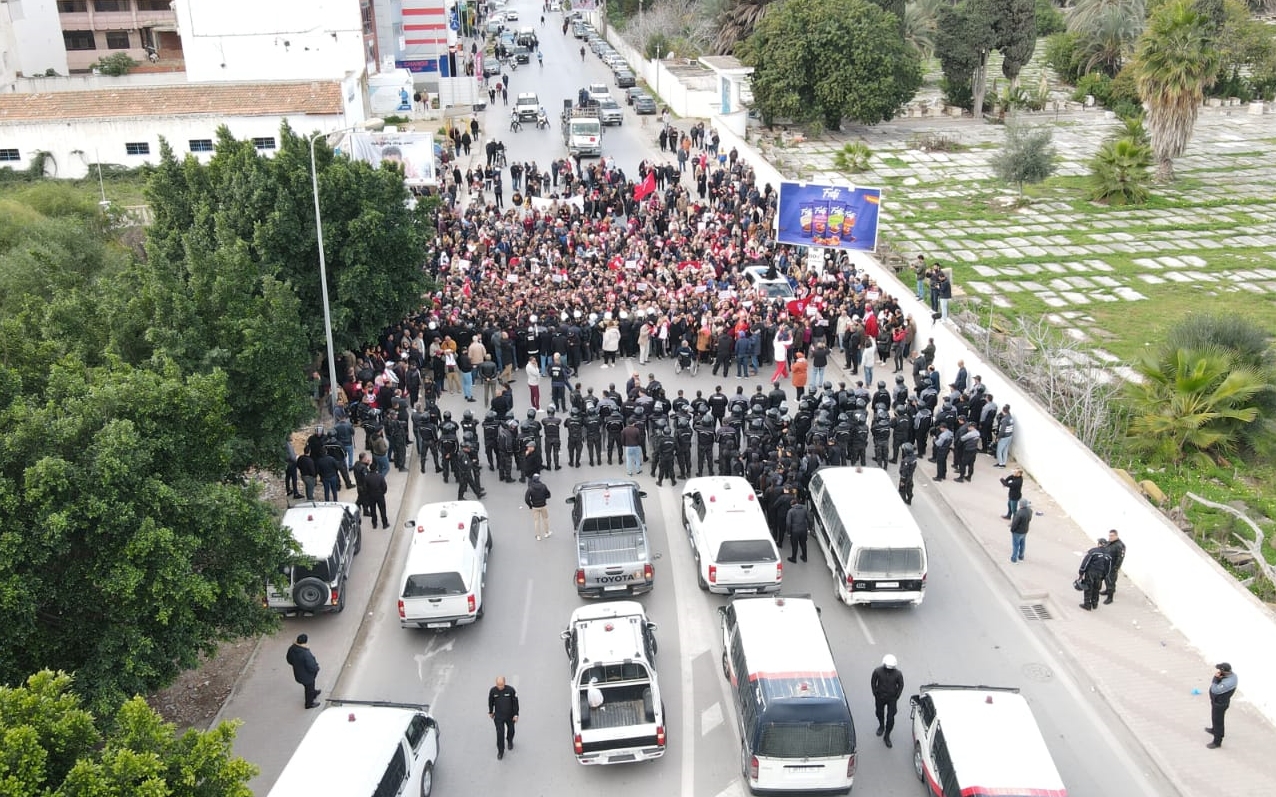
xmin=0 ymin=81 xmax=344 ymax=123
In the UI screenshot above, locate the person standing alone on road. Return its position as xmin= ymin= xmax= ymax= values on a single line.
xmin=870 ymin=654 xmax=904 ymax=748
xmin=1009 ymin=499 xmax=1032 ymax=563
xmin=524 ymin=473 xmax=552 ymax=540
xmin=1077 ymin=538 xmax=1112 ymax=611
xmin=1101 ymin=528 xmax=1126 ymax=604
xmin=285 ymin=634 xmax=321 ymax=709
xmin=488 ymin=676 xmax=520 ymax=759
xmin=1206 ymin=663 xmax=1238 ymax=749
xmin=785 ymin=496 xmax=810 ymax=563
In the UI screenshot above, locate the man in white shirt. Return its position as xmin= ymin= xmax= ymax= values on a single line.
xmin=525 ymin=357 xmax=542 ymax=411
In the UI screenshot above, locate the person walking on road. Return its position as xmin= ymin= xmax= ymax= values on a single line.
xmin=524 ymin=473 xmax=552 ymax=540
xmin=285 ymin=634 xmax=321 ymax=709
xmin=1009 ymin=499 xmax=1032 ymax=563
xmin=870 ymin=654 xmax=904 ymax=748
xmin=1101 ymin=528 xmax=1126 ymax=604
xmin=363 ymin=463 xmax=390 ymax=528
xmin=1077 ymin=538 xmax=1112 ymax=611
xmin=1000 ymin=467 xmax=1024 ymax=519
xmin=1206 ymin=662 xmax=1238 ymax=749
xmin=488 ymin=676 xmax=520 ymax=760
xmin=785 ymin=496 xmax=810 ymax=563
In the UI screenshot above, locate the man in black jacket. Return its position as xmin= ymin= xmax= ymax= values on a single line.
xmin=1101 ymin=528 xmax=1127 ymax=604
xmin=870 ymin=654 xmax=904 ymax=748
xmin=363 ymin=465 xmax=389 ymax=528
xmin=488 ymin=676 xmax=520 ymax=759
xmin=285 ymin=634 xmax=321 ymax=709
xmin=1078 ymin=539 xmax=1112 ymax=611
xmin=786 ymin=497 xmax=810 ymax=563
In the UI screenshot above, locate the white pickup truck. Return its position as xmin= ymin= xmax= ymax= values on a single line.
xmin=561 ymin=601 xmax=666 ymax=765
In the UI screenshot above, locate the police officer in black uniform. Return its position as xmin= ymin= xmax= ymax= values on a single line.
xmin=388 ymin=398 xmax=409 ymax=471
xmin=584 ymin=407 xmax=603 ymax=466
xmin=542 ymin=406 xmax=563 ymax=469
xmin=439 ymin=411 xmax=460 ymax=483
xmin=655 ymin=422 xmax=678 ymax=486
xmin=674 ymin=416 xmax=694 ymax=479
xmin=497 ymin=419 xmax=518 ymax=482
xmin=695 ymin=412 xmax=716 ymax=476
xmin=890 ymin=405 xmax=912 ymax=464
xmin=604 ymin=405 xmax=624 ymax=464
xmin=716 ymin=421 xmax=738 ymax=476
xmin=461 ymin=409 xmax=481 ymax=463
xmin=412 ymin=403 xmax=436 ymax=474
xmin=482 ymin=411 xmax=502 ymax=471
xmin=565 ymin=408 xmax=584 ymax=468
xmin=871 ymin=410 xmax=893 ymax=469
xmin=455 ymin=440 xmax=486 ymax=500
xmin=897 ymin=442 xmax=918 ymax=505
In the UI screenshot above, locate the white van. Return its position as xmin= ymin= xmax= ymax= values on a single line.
xmin=681 ymin=476 xmax=782 ymax=594
xmin=910 ymin=684 xmax=1067 ymax=797
xmin=269 ymin=700 xmax=440 ymax=797
xmin=807 ymin=467 xmax=927 ymax=606
xmin=398 ymin=501 xmax=491 ymax=629
xmin=719 ymin=595 xmax=856 ymax=795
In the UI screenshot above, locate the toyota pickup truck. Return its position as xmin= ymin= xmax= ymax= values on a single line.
xmin=566 ymin=480 xmax=654 ymax=598
xmin=561 ymin=601 xmax=666 ymax=765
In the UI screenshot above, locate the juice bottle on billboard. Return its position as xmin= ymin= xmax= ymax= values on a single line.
xmin=799 ymin=202 xmax=814 ymax=237
xmin=843 ymin=209 xmax=856 ymax=237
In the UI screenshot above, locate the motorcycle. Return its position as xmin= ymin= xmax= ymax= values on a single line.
xmin=510 ymin=115 xmax=523 ymax=133
xmin=536 ymin=109 xmax=549 ymax=129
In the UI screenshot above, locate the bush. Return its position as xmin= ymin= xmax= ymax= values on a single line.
xmin=1044 ymin=32 xmax=1085 ymax=85
xmin=1089 ymin=135 xmax=1152 ymax=205
xmin=940 ymin=77 xmax=974 ymax=111
xmin=1072 ymin=72 xmax=1113 ymax=105
xmin=1035 ymin=0 xmax=1066 ymax=37
xmin=832 ymin=142 xmax=872 ymax=173
xmin=94 ymin=53 xmax=137 ymax=76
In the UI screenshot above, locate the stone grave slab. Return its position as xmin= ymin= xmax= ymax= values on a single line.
xmin=1138 ymin=274 xmax=1166 ymax=284
xmin=1093 ymin=276 xmax=1121 ymax=287
xmin=1068 ymin=276 xmax=1097 ymax=288
xmin=1163 ymin=271 xmax=1193 ymax=283
xmin=1060 ymin=291 xmax=1091 ymax=304
xmin=1114 ymin=287 xmax=1147 ymax=300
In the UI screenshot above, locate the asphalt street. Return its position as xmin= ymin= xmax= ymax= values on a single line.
xmin=239 ymin=5 xmax=1178 ymax=795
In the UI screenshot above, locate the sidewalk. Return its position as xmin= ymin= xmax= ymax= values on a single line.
xmin=885 ymin=394 xmax=1276 ymax=796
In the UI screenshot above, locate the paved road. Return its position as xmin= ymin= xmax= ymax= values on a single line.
xmin=335 ymin=357 xmax=1173 ymax=797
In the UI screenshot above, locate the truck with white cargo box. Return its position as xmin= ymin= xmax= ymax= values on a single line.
xmin=561 ymin=601 xmax=666 ymax=765
xmin=566 ymin=480 xmax=654 ymax=597
xmin=562 ymin=101 xmax=602 ymax=157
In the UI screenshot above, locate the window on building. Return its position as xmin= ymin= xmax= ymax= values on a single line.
xmin=63 ymin=30 xmax=97 ymax=51
xmin=361 ymin=2 xmax=374 ymax=34
xmin=57 ymin=1 xmax=89 ymax=12
xmin=105 ymin=31 xmax=130 ymax=49
xmin=137 ymin=0 xmax=173 ymax=10
xmin=189 ymin=139 xmax=214 ymax=153
xmin=0 ymin=149 xmax=20 ymax=162
xmin=125 ymin=142 xmax=150 ymax=156
xmin=252 ymin=137 xmax=277 ymax=151
xmin=94 ymin=0 xmax=126 ymax=11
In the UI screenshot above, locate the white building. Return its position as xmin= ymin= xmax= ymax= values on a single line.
xmin=0 ymin=78 xmax=361 ymax=178
xmin=0 ymin=0 xmax=70 ymax=82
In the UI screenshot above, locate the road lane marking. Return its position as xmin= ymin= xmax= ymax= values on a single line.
xmin=853 ymin=606 xmax=876 ymax=647
xmin=658 ymin=489 xmax=699 ymax=797
xmin=519 ymin=578 xmax=534 ymax=647
xmin=701 ymin=701 xmax=723 ymax=735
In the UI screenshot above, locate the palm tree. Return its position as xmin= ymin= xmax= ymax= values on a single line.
xmin=903 ymin=0 xmax=942 ymax=60
xmin=712 ymin=0 xmax=777 ymax=55
xmin=1089 ymin=134 xmax=1152 ymax=205
xmin=1124 ymin=346 xmax=1268 ymax=466
xmin=1066 ymin=0 xmax=1145 ymax=37
xmin=1133 ymin=0 xmax=1220 ymax=182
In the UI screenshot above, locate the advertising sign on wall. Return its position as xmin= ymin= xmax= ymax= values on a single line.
xmin=347 ymin=131 xmax=438 ymax=187
xmin=776 ymin=182 xmax=881 ymax=251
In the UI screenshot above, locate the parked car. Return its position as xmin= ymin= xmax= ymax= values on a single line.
xmin=266 ymin=502 xmax=362 ymax=615
xmin=614 ymin=69 xmax=636 ymax=88
xmin=633 ymin=94 xmax=657 ymax=115
xmin=483 ymin=59 xmax=503 ymax=77
xmin=503 ymin=9 xmax=519 ymax=20
xmin=625 ymin=86 xmax=646 ymax=105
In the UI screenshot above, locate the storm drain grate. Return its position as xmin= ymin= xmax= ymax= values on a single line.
xmin=1019 ymin=603 xmax=1052 ymax=621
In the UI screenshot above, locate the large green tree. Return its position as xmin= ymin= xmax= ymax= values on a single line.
xmin=936 ymin=0 xmax=1039 ymax=111
xmin=738 ymin=0 xmax=922 ymax=129
xmin=0 ymin=362 xmax=291 ymax=713
xmin=0 ymin=670 xmax=255 ymax=796
xmin=1133 ymin=0 xmax=1220 ymax=181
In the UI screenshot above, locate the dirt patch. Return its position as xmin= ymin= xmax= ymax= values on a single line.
xmin=146 ymin=636 xmax=260 ymax=732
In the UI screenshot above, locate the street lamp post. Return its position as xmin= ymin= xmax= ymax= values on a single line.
xmin=309 ymin=118 xmax=385 ymax=419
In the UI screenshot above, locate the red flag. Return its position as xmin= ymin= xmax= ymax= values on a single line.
xmin=633 ymin=171 xmax=656 ymax=201
xmin=462 ymin=279 xmax=472 ymax=298
xmin=786 ymin=298 xmax=808 ymax=317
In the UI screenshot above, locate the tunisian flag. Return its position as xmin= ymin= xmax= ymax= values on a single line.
xmin=633 ymin=171 xmax=657 ymax=201
xmin=786 ymin=298 xmax=808 ymax=317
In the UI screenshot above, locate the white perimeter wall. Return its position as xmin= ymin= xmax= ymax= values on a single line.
xmin=599 ymin=23 xmax=717 ymax=119
xmin=175 ymin=0 xmax=366 ymax=83
xmin=0 ymin=112 xmax=344 ymax=178
xmin=712 ymin=119 xmax=1276 ymax=723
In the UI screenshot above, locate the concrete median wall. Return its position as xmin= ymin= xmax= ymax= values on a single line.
xmin=711 ymin=117 xmax=1276 ymax=723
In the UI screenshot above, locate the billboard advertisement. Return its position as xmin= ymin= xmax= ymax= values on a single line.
xmin=347 ymin=131 xmax=438 ymax=188
xmin=776 ymin=182 xmax=881 ymax=251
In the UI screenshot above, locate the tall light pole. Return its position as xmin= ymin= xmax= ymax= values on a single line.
xmin=309 ymin=117 xmax=385 ymax=419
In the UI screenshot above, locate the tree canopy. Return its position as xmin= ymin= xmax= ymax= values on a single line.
xmin=0 ymin=670 xmax=255 ymax=796
xmin=738 ymin=0 xmax=922 ymax=130
xmin=936 ymin=0 xmax=1040 ymax=111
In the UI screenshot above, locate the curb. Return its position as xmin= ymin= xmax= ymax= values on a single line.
xmin=208 ymin=631 xmax=269 ymax=731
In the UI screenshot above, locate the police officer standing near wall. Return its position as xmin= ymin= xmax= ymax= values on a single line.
xmin=1078 ymin=538 xmax=1112 ymax=611
xmin=1101 ymin=528 xmax=1126 ymax=604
